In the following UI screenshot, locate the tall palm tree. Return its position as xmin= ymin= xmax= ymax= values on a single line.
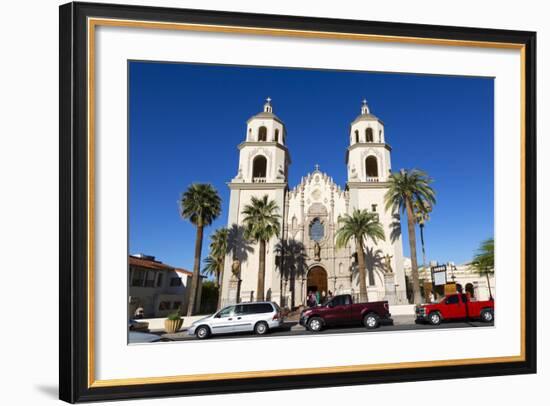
xmin=335 ymin=209 xmax=385 ymax=302
xmin=470 ymin=238 xmax=495 ymax=300
xmin=274 ymin=239 xmax=307 ymax=308
xmin=385 ymin=169 xmax=436 ymax=304
xmin=241 ymin=195 xmax=281 ymax=301
xmin=413 ymin=199 xmax=432 ymax=277
xmin=179 ymin=183 xmax=221 ymax=316
xmin=207 ymin=227 xmax=229 ymax=309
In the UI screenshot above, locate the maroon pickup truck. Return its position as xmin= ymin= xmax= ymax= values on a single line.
xmin=415 ymin=293 xmax=494 ymax=325
xmin=299 ymin=294 xmax=392 ymax=332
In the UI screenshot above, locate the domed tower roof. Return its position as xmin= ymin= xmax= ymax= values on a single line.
xmin=351 ymin=99 xmax=382 ymax=125
xmin=247 ymin=97 xmax=284 ymax=124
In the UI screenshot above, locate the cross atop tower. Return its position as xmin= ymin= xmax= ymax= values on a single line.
xmin=361 ymin=99 xmax=370 ymax=115
xmin=264 ymin=97 xmax=273 ymax=113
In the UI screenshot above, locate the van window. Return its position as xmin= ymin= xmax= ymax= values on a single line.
xmin=246 ymin=303 xmax=273 ymax=314
xmin=218 ymin=306 xmax=236 ymax=317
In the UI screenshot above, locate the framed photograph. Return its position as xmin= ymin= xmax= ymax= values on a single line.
xmin=59 ymin=1 xmax=536 ymax=403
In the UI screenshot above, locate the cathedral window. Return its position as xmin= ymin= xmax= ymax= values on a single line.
xmin=354 ymin=130 xmax=359 ymax=144
xmin=274 ymin=129 xmax=279 ymax=142
xmin=365 ymin=156 xmax=378 ymax=178
xmin=366 ymin=128 xmax=374 ymax=142
xmin=309 ymin=218 xmax=325 ymax=241
xmin=252 ymin=155 xmax=267 ymax=179
xmin=258 ymin=126 xmax=267 ymax=141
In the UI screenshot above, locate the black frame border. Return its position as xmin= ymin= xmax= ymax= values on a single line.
xmin=59 ymin=2 xmax=537 ymax=403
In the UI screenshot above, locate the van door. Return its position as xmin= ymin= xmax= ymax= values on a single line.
xmin=232 ymin=304 xmax=255 ymax=333
xmin=210 ymin=305 xmax=237 ymax=335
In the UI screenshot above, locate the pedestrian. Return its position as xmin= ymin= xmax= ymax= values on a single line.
xmin=328 ymin=290 xmax=333 ymax=300
xmin=315 ymin=290 xmax=321 ymax=305
xmin=134 ymin=305 xmax=144 ymax=319
xmin=307 ymin=291 xmax=314 ymax=307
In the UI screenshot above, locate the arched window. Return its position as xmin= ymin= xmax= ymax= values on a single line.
xmin=354 ymin=130 xmax=359 ymax=143
xmin=379 ymin=130 xmax=382 ymax=142
xmin=366 ymin=128 xmax=374 ymax=142
xmin=274 ymin=129 xmax=279 ymax=142
xmin=252 ymin=155 xmax=267 ymax=179
xmin=309 ymin=218 xmax=325 ymax=241
xmin=365 ymin=156 xmax=378 ymax=178
xmin=258 ymin=126 xmax=267 ymax=141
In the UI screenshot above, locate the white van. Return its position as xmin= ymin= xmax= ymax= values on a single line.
xmin=188 ymin=302 xmax=283 ymax=339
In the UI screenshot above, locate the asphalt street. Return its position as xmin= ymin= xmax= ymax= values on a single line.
xmin=158 ymin=315 xmax=494 ymax=341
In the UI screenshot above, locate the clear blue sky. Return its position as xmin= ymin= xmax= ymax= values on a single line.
xmin=129 ymin=61 xmax=494 ymax=271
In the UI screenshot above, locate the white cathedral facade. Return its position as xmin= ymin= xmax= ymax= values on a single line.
xmin=221 ymin=98 xmax=408 ymax=308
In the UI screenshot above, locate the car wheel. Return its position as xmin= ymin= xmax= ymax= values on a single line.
xmin=254 ymin=321 xmax=269 ymax=335
xmin=363 ymin=313 xmax=380 ymax=329
xmin=196 ymin=325 xmax=210 ymax=339
xmin=307 ymin=317 xmax=323 ymax=332
xmin=480 ymin=309 xmax=494 ymax=323
xmin=428 ymin=312 xmax=442 ymax=326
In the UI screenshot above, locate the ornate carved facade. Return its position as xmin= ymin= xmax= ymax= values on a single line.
xmin=221 ymin=99 xmax=408 ymax=308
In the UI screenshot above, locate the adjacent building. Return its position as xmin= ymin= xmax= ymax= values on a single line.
xmin=403 ymin=258 xmax=496 ymax=301
xmin=220 ymin=99 xmax=408 ymax=308
xmin=128 ymin=254 xmax=202 ymax=318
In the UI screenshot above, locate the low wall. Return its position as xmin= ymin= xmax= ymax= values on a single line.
xmin=389 ymin=304 xmax=415 ymax=316
xmin=137 ymin=315 xmax=209 ymax=332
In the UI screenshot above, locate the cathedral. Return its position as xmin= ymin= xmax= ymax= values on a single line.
xmin=220 ymin=98 xmax=408 ymax=309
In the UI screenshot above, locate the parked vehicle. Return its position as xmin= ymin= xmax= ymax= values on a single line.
xmin=415 ymin=293 xmax=494 ymax=325
xmin=129 ymin=319 xmax=149 ymax=332
xmin=128 ymin=331 xmax=171 ymax=344
xmin=299 ymin=294 xmax=392 ymax=331
xmin=188 ymin=302 xmax=283 ymax=339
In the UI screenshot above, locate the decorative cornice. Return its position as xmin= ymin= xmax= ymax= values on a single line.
xmin=228 ymin=182 xmax=288 ymax=191
xmin=347 ymin=142 xmax=392 ymax=153
xmin=346 ymin=181 xmax=391 ymax=189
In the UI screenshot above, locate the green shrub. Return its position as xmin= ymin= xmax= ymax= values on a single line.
xmin=167 ymin=312 xmax=181 ymax=321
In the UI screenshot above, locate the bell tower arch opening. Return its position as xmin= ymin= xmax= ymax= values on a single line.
xmin=252 ymin=155 xmax=267 ymax=179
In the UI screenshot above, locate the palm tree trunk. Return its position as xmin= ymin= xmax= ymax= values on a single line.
xmin=216 ymin=261 xmax=224 ymax=310
xmin=405 ymin=199 xmax=422 ymax=304
xmin=187 ymin=224 xmax=204 ymax=317
xmin=486 ymin=272 xmax=493 ymax=300
xmin=356 ymin=239 xmax=368 ymax=303
xmin=420 ymin=224 xmax=427 ymax=274
xmin=257 ymin=239 xmax=266 ymax=301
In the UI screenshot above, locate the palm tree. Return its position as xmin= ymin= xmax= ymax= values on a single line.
xmin=179 ymin=183 xmax=221 ymax=316
xmin=202 ymin=255 xmax=223 ymax=286
xmin=335 ymin=209 xmax=385 ymax=302
xmin=274 ymin=239 xmax=307 ymax=308
xmin=241 ymin=195 xmax=281 ymax=301
xmin=207 ymin=227 xmax=229 ymax=309
xmin=413 ymin=199 xmax=432 ymax=277
xmin=470 ymin=238 xmax=495 ymax=300
xmin=385 ymin=169 xmax=436 ymax=304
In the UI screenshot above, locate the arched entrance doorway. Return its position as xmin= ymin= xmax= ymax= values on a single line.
xmin=307 ymin=266 xmax=328 ymax=304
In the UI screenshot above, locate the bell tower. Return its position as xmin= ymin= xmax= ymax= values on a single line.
xmin=231 ymin=97 xmax=290 ymax=184
xmin=346 ymin=99 xmax=391 ymax=183
xmin=346 ymin=99 xmax=408 ymax=304
xmin=222 ymin=98 xmax=291 ymax=305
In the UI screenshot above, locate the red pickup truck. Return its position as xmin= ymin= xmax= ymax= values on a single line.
xmin=415 ymin=293 xmax=494 ymax=325
xmin=299 ymin=294 xmax=392 ymax=332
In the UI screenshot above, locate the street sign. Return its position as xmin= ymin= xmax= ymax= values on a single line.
xmin=431 ymin=264 xmax=447 ymax=286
